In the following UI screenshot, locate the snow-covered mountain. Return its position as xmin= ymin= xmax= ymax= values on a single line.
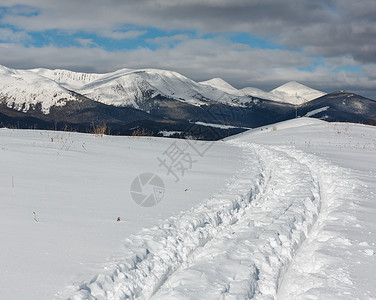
xmin=0 ymin=65 xmax=79 ymax=114
xmin=30 ymin=68 xmax=246 ymax=110
xmin=201 ymin=78 xmax=325 ymax=105
xmin=2 ymin=64 xmax=376 ymax=140
xmin=199 ymin=78 xmax=244 ymax=96
xmin=240 ymin=86 xmax=276 ymax=100
xmin=79 ymin=69 xmax=245 ymax=108
xmin=0 ymin=65 xmax=326 ymax=116
xmin=269 ymin=81 xmax=325 ymax=105
xmin=241 ymin=81 xmax=325 ymax=105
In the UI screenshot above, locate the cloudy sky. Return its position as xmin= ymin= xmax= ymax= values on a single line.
xmin=0 ymin=0 xmax=375 ymax=98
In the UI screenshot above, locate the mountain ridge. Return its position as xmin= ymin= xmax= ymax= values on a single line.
xmin=1 ymin=65 xmax=326 ymax=115
xmin=0 ymin=65 xmax=374 ymax=139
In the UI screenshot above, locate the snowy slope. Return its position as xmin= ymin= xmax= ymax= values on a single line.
xmin=0 ymin=66 xmax=79 ymax=114
xmin=240 ymin=86 xmax=277 ymax=100
xmin=1 ymin=118 xmax=375 ymax=299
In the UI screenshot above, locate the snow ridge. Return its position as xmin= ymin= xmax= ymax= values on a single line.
xmin=30 ymin=68 xmax=103 ymax=89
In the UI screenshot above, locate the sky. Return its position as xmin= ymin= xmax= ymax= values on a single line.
xmin=0 ymin=0 xmax=375 ymax=99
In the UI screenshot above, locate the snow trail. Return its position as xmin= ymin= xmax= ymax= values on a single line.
xmin=60 ymin=142 xmax=325 ymax=299
xmin=58 ymin=143 xmax=264 ymax=299
xmin=276 ymin=147 xmax=368 ymax=299
xmin=151 ymin=143 xmax=322 ymax=299
xmin=60 ymin=141 xmax=366 ymax=299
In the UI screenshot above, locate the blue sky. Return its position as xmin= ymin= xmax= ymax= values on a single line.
xmin=0 ymin=1 xmax=375 ymax=98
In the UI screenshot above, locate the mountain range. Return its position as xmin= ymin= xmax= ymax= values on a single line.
xmin=0 ymin=65 xmax=375 ymax=139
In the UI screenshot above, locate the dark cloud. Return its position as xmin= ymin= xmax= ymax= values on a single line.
xmin=0 ymin=40 xmax=375 ymax=99
xmin=0 ymin=0 xmax=335 ymax=31
xmin=0 ymin=0 xmax=375 ymax=99
xmin=1 ymin=0 xmax=375 ymax=62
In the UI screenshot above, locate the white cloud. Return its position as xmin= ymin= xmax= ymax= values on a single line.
xmin=0 ymin=28 xmax=31 ymax=43
xmin=99 ymin=30 xmax=147 ymax=40
xmin=75 ymin=38 xmax=97 ymax=47
xmin=146 ymin=34 xmax=189 ymax=46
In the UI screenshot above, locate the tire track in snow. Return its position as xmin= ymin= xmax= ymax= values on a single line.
xmin=59 ymin=143 xmax=323 ymax=299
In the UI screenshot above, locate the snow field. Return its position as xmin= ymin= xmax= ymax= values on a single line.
xmin=0 ymin=128 xmax=243 ymax=300
xmin=59 ymin=118 xmax=376 ymax=299
xmin=1 ymin=118 xmax=375 ymax=299
xmin=57 ymin=143 xmax=266 ymax=299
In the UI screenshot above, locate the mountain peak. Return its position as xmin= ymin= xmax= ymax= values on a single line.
xmin=270 ymin=81 xmax=325 ymax=105
xmin=200 ymin=77 xmax=233 ymax=87
xmin=199 ymin=78 xmax=242 ymax=95
xmin=272 ymin=81 xmax=309 ymax=92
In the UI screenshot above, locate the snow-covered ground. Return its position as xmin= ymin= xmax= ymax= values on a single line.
xmin=1 ymin=117 xmax=375 ymax=299
xmin=0 ymin=128 xmax=243 ymax=299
